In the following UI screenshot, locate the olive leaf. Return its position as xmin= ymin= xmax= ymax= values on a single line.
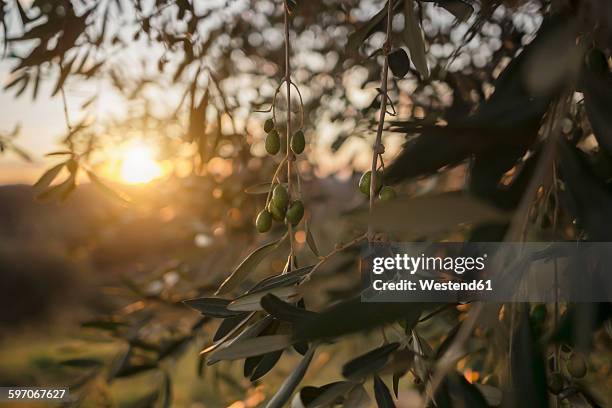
xmin=33 ymin=162 xmax=65 ymax=190
xmin=306 ymin=381 xmax=354 ymax=408
xmin=250 ymin=350 xmax=283 ymax=382
xmin=305 ymin=220 xmax=320 ymax=257
xmin=434 ymin=373 xmax=490 ymax=408
xmin=266 ymin=346 xmax=316 ymax=408
xmin=37 ymin=173 xmax=76 ymax=201
xmin=342 ymin=342 xmax=401 ymax=380
xmin=158 ymin=370 xmax=172 ymax=408
xmin=248 ymin=264 xmax=313 ymax=294
xmin=212 ymin=313 xmax=251 ymax=342
xmin=245 ymin=182 xmax=274 ymax=194
xmin=183 ymin=297 xmax=241 ymax=318
xmin=228 ymin=285 xmax=299 ymax=312
xmin=60 ymin=358 xmax=103 ymax=368
xmin=346 ymin=3 xmax=389 ymax=56
xmin=427 ymin=0 xmax=473 ymax=22
xmin=261 ymin=294 xmax=318 ymax=324
xmin=86 ymin=170 xmax=131 ymax=203
xmin=403 ymin=0 xmax=429 ymax=78
xmin=208 ymin=334 xmax=292 ymax=363
xmin=294 ymin=297 xmax=423 ymax=341
xmin=509 ymin=305 xmax=548 ymax=408
xmin=343 ymin=384 xmax=371 ymax=408
xmin=293 ymin=382 xmax=347 ymax=407
xmin=216 ymin=235 xmax=288 ymax=295
xmin=582 ymin=49 xmax=612 ymax=156
xmin=373 ymin=375 xmax=396 ymax=408
xmin=358 ymin=193 xmax=508 ymax=239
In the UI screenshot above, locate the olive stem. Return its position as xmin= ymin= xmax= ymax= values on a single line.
xmin=284 ymin=1 xmax=295 ymax=266
xmin=368 ymin=0 xmax=393 ymax=242
xmin=306 ymin=233 xmax=367 ymax=279
xmin=265 ymin=156 xmax=288 ymax=207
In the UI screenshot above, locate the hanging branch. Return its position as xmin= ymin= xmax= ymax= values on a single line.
xmin=284 ymin=1 xmax=296 ymax=265
xmin=368 ymin=0 xmax=393 ymax=241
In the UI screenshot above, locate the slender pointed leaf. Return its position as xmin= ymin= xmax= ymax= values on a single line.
xmin=216 ymin=236 xmax=287 ymax=295
xmin=373 ymin=375 xmax=395 ymax=408
xmin=266 ymin=346 xmax=316 ymax=408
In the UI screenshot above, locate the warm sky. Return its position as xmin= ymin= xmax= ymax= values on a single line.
xmin=0 ymin=60 xmax=68 ymax=184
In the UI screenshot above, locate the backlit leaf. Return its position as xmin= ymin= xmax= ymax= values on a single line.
xmin=216 ymin=235 xmax=287 ymax=295
xmin=266 ymin=346 xmax=316 ymax=408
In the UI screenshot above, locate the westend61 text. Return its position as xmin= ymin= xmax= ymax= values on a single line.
xmin=372 ymin=279 xmax=493 ymax=292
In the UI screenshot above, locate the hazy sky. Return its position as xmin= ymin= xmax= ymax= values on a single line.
xmin=0 ymin=60 xmax=68 ymax=184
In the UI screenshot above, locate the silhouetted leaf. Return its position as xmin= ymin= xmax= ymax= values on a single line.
xmin=228 ymin=285 xmax=299 ymax=312
xmin=373 ymin=375 xmax=395 ymax=408
xmin=266 ymin=346 xmax=316 ymax=408
xmin=245 ymin=182 xmax=274 ymax=194
xmin=434 ymin=373 xmax=490 ymax=408
xmin=216 ymin=235 xmax=287 ymax=295
xmin=60 ymin=358 xmax=103 ymax=368
xmin=434 ymin=0 xmax=473 ymax=21
xmin=305 ymin=220 xmax=320 ymax=257
xmin=247 ymin=265 xmax=313 ymax=294
xmin=346 ymin=2 xmax=392 ymax=56
xmin=558 ymin=141 xmax=612 ymax=240
xmin=403 ymin=0 xmax=428 ymax=78
xmin=523 ymin=14 xmax=582 ymax=96
xmin=208 ymin=335 xmax=291 ymax=363
xmin=342 ymin=343 xmax=400 ymax=380
xmin=343 ymin=384 xmax=371 ymax=407
xmin=213 ymin=313 xmax=251 ymax=342
xmin=33 ymin=162 xmax=65 ymax=190
xmin=158 ymin=370 xmax=172 ymax=408
xmin=261 ymin=294 xmax=318 ymax=324
xmin=510 ymin=305 xmax=548 ymax=408
xmin=307 ymin=381 xmax=354 ymax=407
xmin=183 ymin=297 xmax=241 ymax=318
xmin=582 ymin=49 xmax=612 ymax=156
xmin=250 ymin=350 xmax=283 ymax=382
xmin=362 ymin=193 xmax=508 ymax=238
xmin=295 ymin=297 xmax=423 ymax=341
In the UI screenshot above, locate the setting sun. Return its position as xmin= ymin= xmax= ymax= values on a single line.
xmin=119 ymin=141 xmax=163 ymax=184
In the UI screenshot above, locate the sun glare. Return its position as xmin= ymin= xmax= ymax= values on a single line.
xmin=119 ymin=141 xmax=163 ymax=184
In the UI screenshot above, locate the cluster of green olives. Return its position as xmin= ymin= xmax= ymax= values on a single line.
xmin=256 ymin=185 xmax=304 ymax=233
xmin=256 ymin=118 xmax=306 ymax=233
xmin=263 ymin=118 xmax=305 ymax=156
xmin=358 ymin=170 xmax=396 ymax=201
xmin=547 ymin=353 xmax=588 ymax=395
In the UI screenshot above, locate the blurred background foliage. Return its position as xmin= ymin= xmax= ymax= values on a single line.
xmin=0 ymin=0 xmax=611 ymax=407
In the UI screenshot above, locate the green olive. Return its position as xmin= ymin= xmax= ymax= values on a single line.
xmin=567 ymin=353 xmax=587 ymax=379
xmin=286 ymin=201 xmax=304 ymax=226
xmin=587 ymin=49 xmax=608 ymax=75
xmin=388 ymin=49 xmax=410 ymax=78
xmin=255 ymin=210 xmax=272 ymax=233
xmin=272 ymin=185 xmax=289 ymax=209
xmin=291 ymin=130 xmax=305 ymax=155
xmin=265 ymin=130 xmax=280 ymax=155
xmin=267 ymin=201 xmax=286 ymax=222
xmin=379 ymin=186 xmax=397 ymax=201
xmin=264 ymin=118 xmax=275 ymax=133
xmin=530 ymin=304 xmax=547 ymax=324
xmin=548 ymin=372 xmax=564 ymax=395
xmin=359 ymin=170 xmax=383 ymax=196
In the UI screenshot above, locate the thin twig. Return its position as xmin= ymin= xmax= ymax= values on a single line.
xmin=284 ymin=1 xmax=295 ymax=265
xmin=368 ymin=0 xmax=393 ymax=241
xmin=306 ymin=233 xmax=368 ymax=279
